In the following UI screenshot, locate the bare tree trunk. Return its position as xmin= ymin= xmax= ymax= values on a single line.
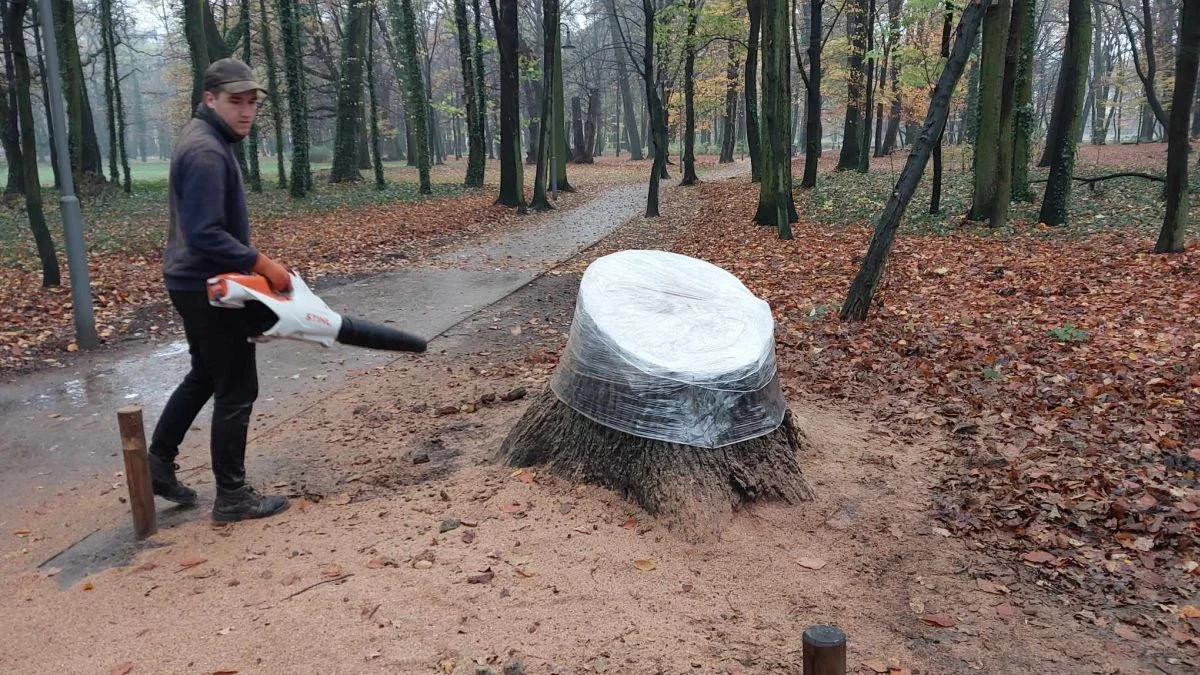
xmin=800 ymin=0 xmax=821 ymax=188
xmin=643 ymin=0 xmax=669 ymax=217
xmin=991 ymin=0 xmax=1029 ymax=229
xmin=1038 ymin=0 xmax=1091 ymax=227
xmin=680 ymin=0 xmax=700 ymax=185
xmin=586 ymin=88 xmax=601 ymax=157
xmin=857 ymin=0 xmax=876 ymax=172
xmin=721 ymin=39 xmax=739 ymax=163
xmin=1155 ymin=0 xmax=1198 ymax=253
xmin=5 ymin=0 xmax=60 ymax=285
xmin=490 ymin=0 xmax=525 ymax=207
xmin=930 ymin=1 xmax=953 ymax=214
xmin=746 ymin=0 xmax=763 ymax=181
xmin=842 ymin=0 xmax=985 ymax=320
xmin=605 ymin=0 xmax=643 ymax=159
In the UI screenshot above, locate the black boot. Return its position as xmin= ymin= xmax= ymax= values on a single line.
xmin=149 ymin=456 xmax=199 ymax=507
xmin=212 ymin=485 xmax=289 ymax=523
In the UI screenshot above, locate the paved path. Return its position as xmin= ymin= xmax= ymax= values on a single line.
xmin=0 ymin=163 xmax=748 ymax=511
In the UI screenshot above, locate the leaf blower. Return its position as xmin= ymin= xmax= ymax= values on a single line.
xmin=207 ymin=272 xmax=427 ymax=353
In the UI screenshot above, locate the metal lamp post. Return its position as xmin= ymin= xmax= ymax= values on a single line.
xmin=37 ymin=0 xmax=98 ymax=348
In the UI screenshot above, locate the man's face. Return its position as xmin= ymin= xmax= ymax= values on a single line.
xmin=204 ymin=89 xmax=258 ymax=137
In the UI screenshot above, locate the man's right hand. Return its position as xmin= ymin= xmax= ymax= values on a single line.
xmin=252 ymin=253 xmax=292 ymax=292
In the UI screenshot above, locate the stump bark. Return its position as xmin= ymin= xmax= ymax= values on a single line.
xmin=501 ymin=390 xmax=812 ymax=541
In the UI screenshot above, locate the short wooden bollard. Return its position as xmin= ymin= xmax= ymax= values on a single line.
xmin=802 ymin=624 xmax=847 ymax=675
xmin=117 ymin=405 xmax=157 ymax=539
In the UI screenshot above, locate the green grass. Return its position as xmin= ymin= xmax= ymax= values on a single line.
xmin=0 ymin=160 xmax=471 ymax=271
xmin=793 ymin=164 xmax=1189 ymax=237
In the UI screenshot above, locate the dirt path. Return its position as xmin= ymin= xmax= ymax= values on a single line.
xmin=0 ymin=172 xmax=1152 ymax=674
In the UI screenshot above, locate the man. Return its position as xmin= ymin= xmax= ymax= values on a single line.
xmin=148 ymin=58 xmax=291 ymax=522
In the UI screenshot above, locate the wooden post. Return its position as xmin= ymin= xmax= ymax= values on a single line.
xmin=117 ymin=405 xmax=157 ymax=539
xmin=803 ymin=624 xmax=846 ymax=675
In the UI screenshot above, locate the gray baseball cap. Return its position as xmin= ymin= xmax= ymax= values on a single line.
xmin=203 ymin=58 xmax=267 ymax=95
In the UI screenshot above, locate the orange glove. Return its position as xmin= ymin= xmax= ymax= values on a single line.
xmin=252 ymin=253 xmax=291 ymax=292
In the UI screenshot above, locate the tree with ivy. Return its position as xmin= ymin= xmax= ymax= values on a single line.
xmin=330 ymin=0 xmax=371 ymax=182
xmin=258 ymin=0 xmax=287 ymax=190
xmin=453 ymin=0 xmax=485 ymax=186
xmin=367 ymin=0 xmax=387 ymax=189
xmin=968 ymin=0 xmax=1010 ymax=222
xmin=1010 ymin=0 xmax=1036 ymax=202
xmin=754 ymin=0 xmax=797 ymax=235
xmin=53 ymin=0 xmax=105 ymax=185
xmin=388 ymin=0 xmax=431 ymax=193
xmin=241 ymin=0 xmax=262 ymax=192
xmin=277 ymin=0 xmax=313 ymax=196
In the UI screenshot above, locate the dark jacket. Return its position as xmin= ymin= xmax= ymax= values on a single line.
xmin=162 ymin=104 xmax=258 ymax=292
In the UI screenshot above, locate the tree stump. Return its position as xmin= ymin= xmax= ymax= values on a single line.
xmin=500 ymin=251 xmax=812 ymax=541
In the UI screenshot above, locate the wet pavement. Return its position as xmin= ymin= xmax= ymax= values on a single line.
xmin=0 ymin=170 xmax=748 ymax=513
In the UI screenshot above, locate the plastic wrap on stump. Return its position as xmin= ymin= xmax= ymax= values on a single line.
xmin=501 ymin=250 xmax=811 ymax=540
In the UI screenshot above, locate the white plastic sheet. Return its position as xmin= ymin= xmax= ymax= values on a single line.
xmin=550 ymin=250 xmax=785 ymax=448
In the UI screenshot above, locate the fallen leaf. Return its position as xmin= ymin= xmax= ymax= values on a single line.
xmin=81 ymin=581 xmax=94 ymax=591
xmin=110 ymin=662 xmax=134 ymax=675
xmin=1022 ymin=551 xmax=1056 ymax=564
xmin=12 ymin=528 xmax=30 ymax=536
xmin=632 ymin=559 xmax=656 ymax=571
xmin=621 ymin=517 xmax=638 ymax=530
xmin=796 ymin=557 xmax=827 ymax=570
xmin=920 ymin=613 xmax=956 ymax=628
xmin=179 ymin=556 xmax=207 ymax=569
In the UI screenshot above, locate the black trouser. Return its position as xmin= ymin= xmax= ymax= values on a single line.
xmin=150 ymin=290 xmax=259 ymax=492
